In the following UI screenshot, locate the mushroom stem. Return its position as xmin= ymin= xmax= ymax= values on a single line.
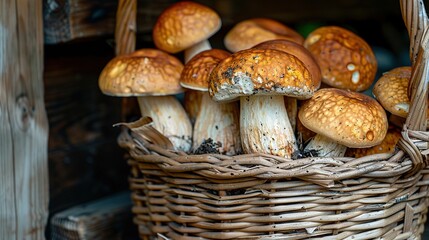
xmin=192 ymin=93 xmax=241 ymax=155
xmin=184 ymin=89 xmax=204 ymax=124
xmin=240 ymin=95 xmax=297 ymax=158
xmin=184 ymin=40 xmax=212 ymax=63
xmin=285 ymin=97 xmax=298 ymax=132
xmin=304 ymin=134 xmax=347 ymax=157
xmin=137 ymin=95 xmax=192 ymax=152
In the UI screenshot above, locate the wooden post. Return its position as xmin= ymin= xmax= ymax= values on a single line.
xmin=0 ymin=0 xmax=49 ymax=239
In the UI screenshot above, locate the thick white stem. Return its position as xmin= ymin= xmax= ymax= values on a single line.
xmin=240 ymin=95 xmax=297 ymax=158
xmin=137 ymin=96 xmax=192 ymax=152
xmin=305 ymin=134 xmax=347 ymax=157
xmin=192 ymin=93 xmax=241 ymax=155
xmin=184 ymin=40 xmax=212 ymax=63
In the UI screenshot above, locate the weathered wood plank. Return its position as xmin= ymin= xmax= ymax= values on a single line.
xmin=43 ymin=0 xmax=176 ymax=44
xmin=0 ymin=0 xmax=49 ymax=239
xmin=0 ymin=1 xmax=18 ymax=238
xmin=50 ymin=192 xmax=132 ymax=240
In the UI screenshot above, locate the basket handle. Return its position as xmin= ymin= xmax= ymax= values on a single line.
xmin=115 ymin=0 xmax=140 ymax=122
xmin=115 ymin=0 xmax=137 ymax=56
xmin=399 ymin=0 xmax=429 ymax=173
xmin=400 ymin=0 xmax=429 ymax=66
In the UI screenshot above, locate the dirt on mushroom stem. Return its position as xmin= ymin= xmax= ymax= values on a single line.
xmin=193 ymin=138 xmax=223 ymax=154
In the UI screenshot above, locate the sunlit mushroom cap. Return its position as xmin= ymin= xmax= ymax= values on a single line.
xmin=209 ymin=48 xmax=318 ymax=102
xmin=180 ymin=49 xmax=231 ymax=91
xmin=299 ymin=88 xmax=388 ymax=148
xmin=304 ymin=26 xmax=377 ymax=92
xmin=153 ymin=1 xmax=221 ymax=53
xmin=224 ymin=18 xmax=304 ymax=53
xmin=373 ymin=66 xmax=411 ymax=118
xmin=99 ymin=48 xmax=184 ymax=96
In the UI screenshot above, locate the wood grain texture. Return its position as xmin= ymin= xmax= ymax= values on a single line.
xmin=0 ymin=0 xmax=49 ymax=239
xmin=50 ymin=192 xmax=132 ymax=240
xmin=43 ymin=0 xmax=176 ymax=44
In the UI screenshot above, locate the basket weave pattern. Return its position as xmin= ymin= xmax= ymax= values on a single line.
xmin=115 ymin=0 xmax=429 ymax=239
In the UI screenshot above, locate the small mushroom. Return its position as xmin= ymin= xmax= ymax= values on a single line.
xmin=181 ymin=49 xmax=241 ymax=155
xmin=373 ymin=66 xmax=411 ymax=118
xmin=99 ymin=48 xmax=192 ymax=152
xmin=304 ymin=26 xmax=377 ymax=92
xmin=153 ymin=1 xmax=221 ymax=62
xmin=209 ymin=48 xmax=320 ymax=158
xmin=224 ymin=18 xmax=304 ymax=53
xmin=298 ymin=88 xmax=388 ymax=157
xmin=373 ymin=66 xmax=429 ymax=129
xmin=345 ymin=126 xmax=401 ymax=158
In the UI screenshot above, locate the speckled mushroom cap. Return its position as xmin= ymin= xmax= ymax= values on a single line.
xmin=209 ymin=48 xmax=317 ymax=102
xmin=298 ymin=88 xmax=388 ymax=148
xmin=304 ymin=26 xmax=377 ymax=92
xmin=153 ymin=1 xmax=221 ymax=53
xmin=253 ymin=39 xmax=321 ymax=90
xmin=180 ymin=49 xmax=231 ymax=91
xmin=224 ymin=18 xmax=304 ymax=53
xmin=373 ymin=66 xmax=411 ymax=118
xmin=99 ymin=48 xmax=184 ymax=96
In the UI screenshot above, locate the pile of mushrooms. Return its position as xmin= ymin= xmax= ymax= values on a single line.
xmin=98 ymin=1 xmax=407 ymax=160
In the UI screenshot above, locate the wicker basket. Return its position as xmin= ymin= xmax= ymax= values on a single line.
xmin=115 ymin=0 xmax=429 ymax=239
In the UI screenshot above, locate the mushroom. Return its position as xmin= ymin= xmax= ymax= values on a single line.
xmin=298 ymin=88 xmax=388 ymax=157
xmin=253 ymin=39 xmax=322 ymax=132
xmin=183 ymin=90 xmax=203 ymax=124
xmin=153 ymin=1 xmax=221 ymax=62
xmin=345 ymin=126 xmax=401 ymax=158
xmin=224 ymin=18 xmax=304 ymax=53
xmin=181 ymin=49 xmax=241 ymax=155
xmin=373 ymin=66 xmax=429 ymax=129
xmin=209 ymin=48 xmax=320 ymax=158
xmin=99 ymin=48 xmax=192 ymax=152
xmin=373 ymin=66 xmax=412 ymax=118
xmin=153 ymin=1 xmax=222 ymax=124
xmin=304 ymin=26 xmax=377 ymax=91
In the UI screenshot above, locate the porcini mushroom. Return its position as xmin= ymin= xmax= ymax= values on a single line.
xmin=181 ymin=49 xmax=241 ymax=155
xmin=304 ymin=26 xmax=377 ymax=91
xmin=298 ymin=88 xmax=388 ymax=157
xmin=253 ymin=39 xmax=322 ymax=132
xmin=373 ymin=66 xmax=412 ymax=118
xmin=99 ymin=48 xmax=192 ymax=152
xmin=224 ymin=18 xmax=304 ymax=53
xmin=373 ymin=66 xmax=429 ymax=129
xmin=153 ymin=1 xmax=221 ymax=62
xmin=345 ymin=126 xmax=401 ymax=158
xmin=209 ymin=48 xmax=320 ymax=158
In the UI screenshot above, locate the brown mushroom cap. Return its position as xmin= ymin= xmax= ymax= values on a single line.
xmin=253 ymin=39 xmax=321 ymax=90
xmin=153 ymin=1 xmax=221 ymax=54
xmin=180 ymin=49 xmax=231 ymax=91
xmin=373 ymin=66 xmax=411 ymax=118
xmin=299 ymin=88 xmax=388 ymax=148
xmin=99 ymin=48 xmax=184 ymax=96
xmin=209 ymin=48 xmax=317 ymax=102
xmin=224 ymin=18 xmax=304 ymax=53
xmin=304 ymin=26 xmax=377 ymax=91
